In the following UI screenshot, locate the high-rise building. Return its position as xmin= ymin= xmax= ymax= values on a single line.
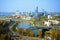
xmin=42 ymin=9 xmax=45 ymax=16
xmin=15 ymin=10 xmax=20 ymax=16
xmin=35 ymin=6 xmax=38 ymax=17
xmin=35 ymin=6 xmax=38 ymax=13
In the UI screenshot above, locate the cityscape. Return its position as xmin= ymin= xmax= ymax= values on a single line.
xmin=0 ymin=0 xmax=60 ymax=40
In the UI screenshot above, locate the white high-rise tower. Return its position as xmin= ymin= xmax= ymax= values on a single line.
xmin=15 ymin=10 xmax=20 ymax=16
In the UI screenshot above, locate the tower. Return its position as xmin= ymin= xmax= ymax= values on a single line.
xmin=35 ymin=6 xmax=38 ymax=13
xmin=35 ymin=6 xmax=38 ymax=16
xmin=15 ymin=10 xmax=20 ymax=16
xmin=42 ymin=9 xmax=45 ymax=16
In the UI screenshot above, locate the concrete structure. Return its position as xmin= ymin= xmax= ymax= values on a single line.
xmin=48 ymin=14 xmax=52 ymax=19
xmin=44 ymin=20 xmax=59 ymax=26
xmin=44 ymin=21 xmax=51 ymax=26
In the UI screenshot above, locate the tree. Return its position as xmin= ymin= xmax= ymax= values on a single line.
xmin=25 ymin=29 xmax=33 ymax=37
xmin=50 ymin=29 xmax=60 ymax=40
xmin=11 ymin=23 xmax=18 ymax=32
xmin=38 ymin=29 xmax=42 ymax=38
xmin=16 ymin=28 xmax=24 ymax=36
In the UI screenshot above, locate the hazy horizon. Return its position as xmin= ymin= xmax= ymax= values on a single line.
xmin=0 ymin=0 xmax=60 ymax=12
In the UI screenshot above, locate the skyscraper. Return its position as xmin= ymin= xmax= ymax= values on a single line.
xmin=35 ymin=6 xmax=38 ymax=13
xmin=35 ymin=6 xmax=38 ymax=17
xmin=15 ymin=10 xmax=20 ymax=16
xmin=42 ymin=9 xmax=45 ymax=16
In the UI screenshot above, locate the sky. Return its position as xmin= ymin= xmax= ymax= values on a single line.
xmin=0 ymin=0 xmax=60 ymax=12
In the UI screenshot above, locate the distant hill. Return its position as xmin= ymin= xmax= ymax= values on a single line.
xmin=0 ymin=12 xmax=14 ymax=16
